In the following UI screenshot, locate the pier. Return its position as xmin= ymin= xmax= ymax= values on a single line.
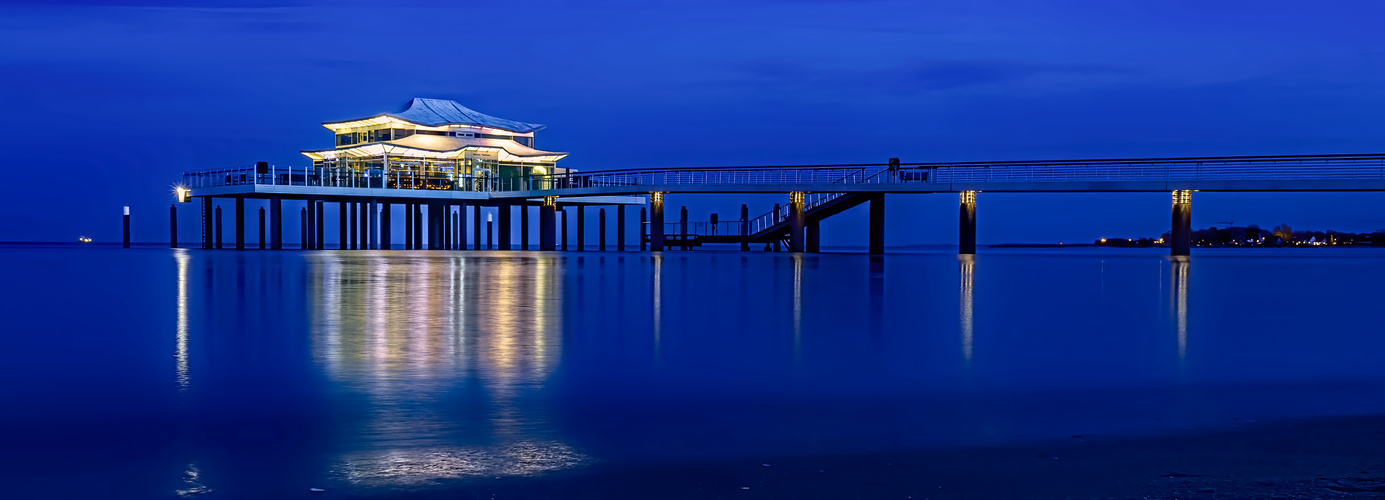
xmin=169 ymin=99 xmax=1385 ymax=256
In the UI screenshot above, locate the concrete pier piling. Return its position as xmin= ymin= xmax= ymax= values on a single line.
xmin=617 ymin=205 xmax=626 ymax=251
xmin=498 ymin=204 xmax=512 ymax=250
xmin=561 ymin=207 xmax=569 ymax=251
xmin=788 ymin=192 xmax=806 ymax=252
xmin=300 ymin=208 xmax=308 ymax=249
xmin=201 ymin=197 xmax=212 ymax=249
xmin=680 ymin=206 xmax=689 ymax=251
xmin=472 ymin=205 xmax=481 ymax=250
xmin=315 ymin=201 xmax=324 ymax=249
xmin=270 ymin=196 xmax=282 ymax=250
xmin=600 ymin=208 xmax=607 ymax=251
xmin=959 ymin=191 xmax=977 ymax=255
xmin=459 ymin=202 xmax=467 ymax=250
xmin=869 ymin=194 xmax=885 ymax=255
xmin=521 ymin=203 xmax=530 ymax=250
xmin=215 ymin=205 xmax=223 ymax=249
xmin=540 ymin=197 xmax=557 ymax=251
xmin=639 ymin=207 xmax=647 ymax=251
xmin=740 ymin=204 xmax=749 ymax=252
xmin=381 ymin=203 xmax=390 ymax=250
xmin=235 ymin=198 xmax=245 ymax=250
xmin=414 ymin=204 xmax=423 ymax=250
xmin=576 ymin=205 xmax=585 ymax=251
xmin=258 ymin=207 xmax=265 ymax=249
xmin=338 ymin=202 xmax=347 ymax=250
xmin=1171 ymin=190 xmax=1192 ymax=256
xmin=650 ymin=193 xmax=665 ymax=251
xmin=404 ymin=203 xmax=414 ymax=249
xmin=170 ymin=204 xmax=177 ymax=248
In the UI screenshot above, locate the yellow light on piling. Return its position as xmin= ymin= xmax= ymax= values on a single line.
xmin=175 ymin=186 xmax=191 ymax=203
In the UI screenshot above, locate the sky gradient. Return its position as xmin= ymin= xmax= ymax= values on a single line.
xmin=5 ymin=1 xmax=1385 ymax=245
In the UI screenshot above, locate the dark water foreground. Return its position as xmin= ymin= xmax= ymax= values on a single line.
xmin=2 ymin=246 xmax=1384 ymax=498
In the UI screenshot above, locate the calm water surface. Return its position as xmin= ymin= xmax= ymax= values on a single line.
xmin=2 ymin=246 xmax=1384 ymax=497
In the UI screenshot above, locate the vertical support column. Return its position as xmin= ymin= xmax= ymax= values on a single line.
xmin=498 ymin=204 xmax=512 ymax=250
xmin=338 ymin=202 xmax=348 ymax=250
xmin=235 ymin=197 xmax=245 ymax=250
xmin=453 ymin=209 xmax=460 ymax=249
xmin=405 ymin=203 xmax=414 ymax=249
xmin=1171 ymin=190 xmax=1192 ymax=256
xmin=640 ymin=207 xmax=647 ymax=251
xmin=414 ymin=204 xmax=423 ymax=250
xmin=472 ymin=205 xmax=482 ymax=251
xmin=306 ymin=199 xmax=316 ymax=250
xmin=258 ymin=207 xmax=265 ymax=249
xmin=122 ymin=206 xmax=131 ymax=249
xmin=270 ymin=195 xmax=282 ymax=250
xmin=679 ymin=206 xmax=688 ymax=250
xmin=369 ymin=199 xmax=379 ymax=250
xmin=487 ymin=212 xmax=494 ymax=250
xmin=358 ymin=201 xmax=368 ymax=250
xmin=300 ymin=207 xmax=307 ymax=249
xmin=600 ymin=208 xmax=607 ymax=251
xmin=349 ymin=202 xmax=358 ymax=250
xmin=561 ymin=207 xmax=569 ymax=251
xmin=200 ymin=197 xmax=212 ymax=249
xmin=315 ymin=201 xmax=324 ymax=249
xmin=428 ymin=203 xmax=440 ymax=250
xmin=214 ymin=205 xmax=223 ymax=249
xmin=869 ymin=193 xmax=885 ymax=255
xmin=441 ymin=204 xmax=451 ymax=250
xmin=650 ymin=192 xmax=665 ymax=251
xmin=959 ymin=191 xmax=977 ymax=255
xmin=540 ymin=196 xmax=557 ymax=251
xmin=576 ymin=205 xmax=586 ymax=251
xmin=740 ymin=204 xmax=750 ymax=252
xmin=772 ymin=203 xmax=782 ymax=252
xmin=459 ymin=201 xmax=468 ymax=250
xmin=170 ymin=204 xmax=178 ymax=248
xmin=806 ymin=220 xmax=820 ymax=253
xmin=381 ymin=203 xmax=391 ymax=250
xmin=617 ymin=205 xmax=626 ymax=251
xmin=521 ymin=203 xmax=530 ymax=250
xmin=788 ymin=192 xmax=806 ymax=252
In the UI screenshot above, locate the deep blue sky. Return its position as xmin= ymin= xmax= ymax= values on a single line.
xmin=5 ymin=0 xmax=1385 ymax=245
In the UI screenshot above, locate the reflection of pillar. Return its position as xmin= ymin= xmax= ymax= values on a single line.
xmin=788 ymin=192 xmax=806 ymax=252
xmin=599 ymin=208 xmax=607 ymax=251
xmin=617 ymin=205 xmax=626 ymax=251
xmin=650 ymin=194 xmax=665 ymax=250
xmin=1172 ymin=257 xmax=1189 ymax=360
xmin=960 ymin=254 xmax=974 ymax=361
xmin=869 ymin=193 xmax=885 ymax=254
xmin=498 ymin=204 xmax=512 ymax=250
xmin=959 ymin=191 xmax=977 ymax=255
xmin=1171 ymin=190 xmax=1192 ymax=256
xmin=540 ymin=197 xmax=557 ymax=251
xmin=740 ymin=204 xmax=749 ymax=252
xmin=235 ymin=197 xmax=245 ymax=250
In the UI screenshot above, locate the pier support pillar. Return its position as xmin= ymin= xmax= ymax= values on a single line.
xmin=600 ymin=208 xmax=607 ymax=251
xmin=617 ymin=205 xmax=626 ymax=251
xmin=650 ymin=192 xmax=665 ymax=251
xmin=473 ymin=205 xmax=481 ymax=250
xmin=215 ymin=205 xmax=223 ymax=249
xmin=404 ymin=203 xmax=414 ymax=249
xmin=428 ymin=203 xmax=441 ymax=250
xmin=235 ymin=197 xmax=245 ymax=250
xmin=348 ymin=202 xmax=358 ymax=250
xmin=300 ymin=207 xmax=307 ymax=249
xmin=358 ymin=201 xmax=368 ymax=250
xmin=338 ymin=202 xmax=347 ymax=250
xmin=413 ymin=204 xmax=423 ymax=250
xmin=540 ymin=197 xmax=557 ymax=251
xmin=315 ymin=201 xmax=324 ymax=249
xmin=458 ymin=202 xmax=468 ymax=250
xmin=959 ymin=191 xmax=977 ymax=255
xmin=305 ymin=199 xmax=315 ymax=250
xmin=576 ymin=205 xmax=586 ymax=251
xmin=740 ymin=204 xmax=750 ymax=252
xmin=639 ymin=207 xmax=647 ymax=251
xmin=369 ymin=200 xmax=379 ymax=250
xmin=170 ymin=204 xmax=178 ymax=248
xmin=868 ymin=193 xmax=884 ymax=255
xmin=258 ymin=207 xmax=265 ymax=249
xmin=561 ymin=207 xmax=569 ymax=251
xmin=788 ymin=192 xmax=806 ymax=252
xmin=200 ymin=197 xmax=212 ymax=249
xmin=806 ymin=220 xmax=820 ymax=253
xmin=772 ymin=203 xmax=782 ymax=252
xmin=1171 ymin=190 xmax=1192 ymax=256
xmin=498 ymin=204 xmax=512 ymax=250
xmin=487 ymin=212 xmax=494 ymax=249
xmin=270 ymin=195 xmax=282 ymax=250
xmin=680 ymin=206 xmax=689 ymax=251
xmin=381 ymin=203 xmax=391 ymax=250
xmin=441 ymin=204 xmax=450 ymax=250
xmin=521 ymin=203 xmax=530 ymax=250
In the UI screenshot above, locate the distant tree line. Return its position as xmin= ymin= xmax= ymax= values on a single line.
xmin=1095 ymin=224 xmax=1385 ymax=247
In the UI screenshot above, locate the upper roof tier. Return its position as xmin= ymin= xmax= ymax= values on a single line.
xmin=323 ymin=98 xmax=547 ymax=133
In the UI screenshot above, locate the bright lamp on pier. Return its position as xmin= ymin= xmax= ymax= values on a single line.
xmin=175 ymin=186 xmax=191 ymax=203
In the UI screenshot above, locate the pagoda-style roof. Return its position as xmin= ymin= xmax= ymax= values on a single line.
xmin=322 ymin=98 xmax=546 ymax=133
xmin=302 ymin=134 xmax=567 ymax=163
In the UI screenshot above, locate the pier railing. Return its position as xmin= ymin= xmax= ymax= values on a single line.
xmin=183 ymin=154 xmax=1385 ymax=195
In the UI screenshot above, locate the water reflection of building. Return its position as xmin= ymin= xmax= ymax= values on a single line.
xmin=959 ymin=255 xmax=974 ymax=362
xmin=308 ymin=254 xmax=583 ymax=488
